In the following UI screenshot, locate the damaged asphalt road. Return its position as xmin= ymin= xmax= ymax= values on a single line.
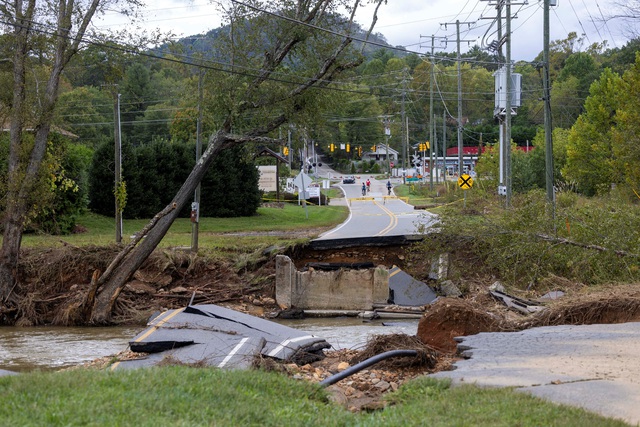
xmin=110 ymin=304 xmax=331 ymax=371
xmin=430 ymin=322 xmax=640 ymax=425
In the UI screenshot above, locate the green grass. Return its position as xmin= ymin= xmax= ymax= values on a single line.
xmin=394 ymin=181 xmax=463 ymax=207
xmin=19 ymin=203 xmax=349 ymax=251
xmin=0 ymin=368 xmax=629 ymax=427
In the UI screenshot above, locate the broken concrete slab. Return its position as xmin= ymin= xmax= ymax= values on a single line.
xmin=388 ymin=266 xmax=437 ymax=306
xmin=276 ymin=255 xmax=388 ymax=311
xmin=428 ymin=253 xmax=450 ymax=281
xmin=439 ymin=280 xmax=462 ymax=297
xmin=538 ymin=290 xmax=565 ymax=301
xmin=111 ymin=304 xmax=331 ymax=371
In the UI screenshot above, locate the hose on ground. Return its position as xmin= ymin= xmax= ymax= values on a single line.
xmin=319 ymin=349 xmax=418 ymax=387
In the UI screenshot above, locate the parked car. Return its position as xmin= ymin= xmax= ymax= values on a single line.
xmin=342 ymin=175 xmax=356 ymax=184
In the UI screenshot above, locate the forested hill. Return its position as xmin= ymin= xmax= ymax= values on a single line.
xmin=171 ymin=13 xmax=401 ymax=60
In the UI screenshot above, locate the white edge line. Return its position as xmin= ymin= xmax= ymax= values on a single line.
xmin=218 ymin=337 xmax=250 ymax=368
xmin=268 ymin=335 xmax=315 ymax=358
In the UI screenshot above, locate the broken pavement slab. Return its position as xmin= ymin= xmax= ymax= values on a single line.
xmin=111 ymin=304 xmax=331 ymax=371
xmin=388 ymin=266 xmax=437 ymax=306
xmin=430 ymin=322 xmax=640 ymax=425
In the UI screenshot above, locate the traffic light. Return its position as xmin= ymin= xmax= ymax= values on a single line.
xmin=418 ymin=142 xmax=430 ymax=151
xmin=346 ymin=144 xmax=350 ymax=153
xmin=330 ymin=143 xmax=335 ymax=152
xmin=283 ymin=146 xmax=289 ymax=156
xmin=357 ymin=146 xmax=362 ymax=156
xmin=371 ymin=145 xmax=377 ymax=152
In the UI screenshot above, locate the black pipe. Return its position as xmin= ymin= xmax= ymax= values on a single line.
xmin=319 ymin=349 xmax=418 ymax=387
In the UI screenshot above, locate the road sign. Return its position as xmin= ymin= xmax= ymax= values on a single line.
xmin=458 ymin=173 xmax=473 ymax=190
xmin=293 ymin=171 xmax=312 ymax=190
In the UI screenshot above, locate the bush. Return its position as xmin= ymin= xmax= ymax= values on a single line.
xmin=0 ymin=134 xmax=92 ymax=235
xmin=414 ymin=189 xmax=640 ymax=288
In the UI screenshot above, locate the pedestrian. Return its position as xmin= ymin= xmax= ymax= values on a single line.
xmin=362 ymin=182 xmax=367 ymax=196
xmin=386 ymin=180 xmax=392 ymax=195
xmin=366 ymin=179 xmax=371 ymax=193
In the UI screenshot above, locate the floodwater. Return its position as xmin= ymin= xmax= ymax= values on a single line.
xmin=274 ymin=317 xmax=420 ymax=350
xmin=0 ymin=326 xmax=140 ymax=373
xmin=0 ymin=318 xmax=420 ymax=373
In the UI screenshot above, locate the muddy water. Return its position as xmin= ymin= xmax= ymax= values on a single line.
xmin=275 ymin=317 xmax=420 ymax=350
xmin=0 ymin=326 xmax=140 ymax=373
xmin=0 ymin=318 xmax=419 ymax=373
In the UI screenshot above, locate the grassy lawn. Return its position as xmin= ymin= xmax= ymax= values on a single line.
xmin=0 ymin=368 xmax=628 ymax=427
xmin=19 ymin=203 xmax=349 ymax=251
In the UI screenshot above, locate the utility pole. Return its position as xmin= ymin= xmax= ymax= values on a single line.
xmin=442 ymin=110 xmax=447 ymax=177
xmin=543 ymin=0 xmax=555 ymax=208
xmin=456 ymin=20 xmax=464 ymax=176
xmin=430 ymin=40 xmax=435 ymax=189
xmin=401 ymin=70 xmax=407 ymax=170
xmin=483 ymin=0 xmax=523 ymax=206
xmin=440 ymin=20 xmax=475 ymax=176
xmin=434 ymin=114 xmax=439 ymax=185
xmin=505 ymin=4 xmax=512 ymax=206
xmin=384 ymin=118 xmax=392 ymax=176
xmin=114 ymin=93 xmax=122 ymax=244
xmin=420 ymin=34 xmax=446 ymax=189
xmin=191 ymin=70 xmax=204 ymax=253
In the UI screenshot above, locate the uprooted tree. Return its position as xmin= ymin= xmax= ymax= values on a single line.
xmin=81 ymin=0 xmax=385 ymax=324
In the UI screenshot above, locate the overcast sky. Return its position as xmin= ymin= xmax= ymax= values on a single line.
xmin=96 ymin=0 xmax=631 ymax=62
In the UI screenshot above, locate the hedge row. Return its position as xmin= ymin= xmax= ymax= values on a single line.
xmin=88 ymin=140 xmax=261 ymax=219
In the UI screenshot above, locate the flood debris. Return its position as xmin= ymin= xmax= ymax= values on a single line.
xmin=490 ymin=290 xmax=546 ymax=315
xmin=111 ymin=304 xmax=331 ymax=371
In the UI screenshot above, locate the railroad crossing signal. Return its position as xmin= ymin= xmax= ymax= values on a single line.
xmin=458 ymin=173 xmax=474 ymax=190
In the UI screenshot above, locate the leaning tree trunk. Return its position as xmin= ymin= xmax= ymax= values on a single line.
xmin=0 ymin=213 xmax=25 ymax=304
xmin=88 ymin=0 xmax=370 ymax=323
xmin=89 ymin=131 xmax=234 ymax=324
xmin=0 ymin=0 xmax=102 ymax=314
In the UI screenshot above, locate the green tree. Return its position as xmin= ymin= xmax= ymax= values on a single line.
xmin=611 ymin=54 xmax=640 ymax=192
xmin=563 ymin=69 xmax=621 ymax=195
xmin=56 ymin=86 xmax=113 ymax=146
xmin=120 ymin=62 xmax=152 ymax=143
xmin=528 ymin=127 xmax=570 ymax=190
xmin=32 ymin=140 xmax=93 ymax=234
xmin=0 ymin=0 xmax=145 ymax=305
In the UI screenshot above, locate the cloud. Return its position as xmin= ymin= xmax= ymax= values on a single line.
xmin=96 ymin=0 xmax=630 ymax=61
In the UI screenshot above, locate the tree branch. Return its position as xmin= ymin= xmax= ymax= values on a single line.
xmin=535 ymin=233 xmax=639 ymax=257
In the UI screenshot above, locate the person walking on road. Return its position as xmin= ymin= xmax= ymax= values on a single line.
xmin=386 ymin=180 xmax=392 ymax=195
xmin=366 ymin=179 xmax=371 ymax=193
xmin=362 ymin=182 xmax=367 ymax=196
